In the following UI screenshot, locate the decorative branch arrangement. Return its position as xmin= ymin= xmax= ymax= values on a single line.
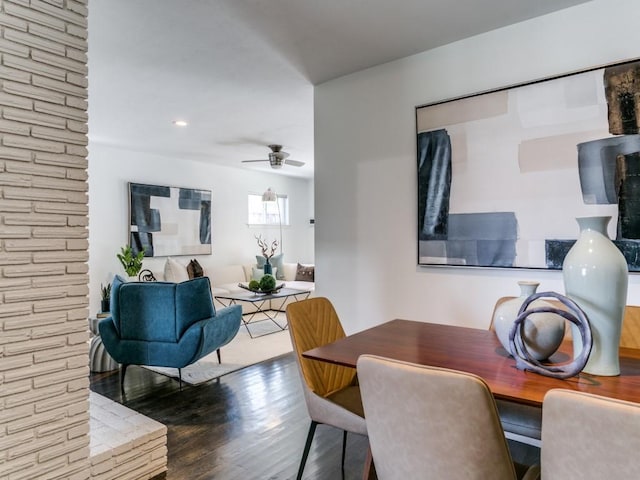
xmin=255 ymin=234 xmax=278 ymax=260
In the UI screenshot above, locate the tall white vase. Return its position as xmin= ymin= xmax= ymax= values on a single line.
xmin=493 ymin=281 xmax=565 ymax=360
xmin=563 ymin=216 xmax=628 ymax=376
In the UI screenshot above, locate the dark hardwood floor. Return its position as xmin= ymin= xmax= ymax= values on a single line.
xmin=90 ymin=353 xmax=369 ymax=480
xmin=90 ymin=353 xmax=540 ymax=479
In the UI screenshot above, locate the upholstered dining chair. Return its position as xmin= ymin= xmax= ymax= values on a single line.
xmin=99 ymin=275 xmax=242 ymax=391
xmin=357 ymin=355 xmax=540 ymax=480
xmin=541 ymin=389 xmax=640 ymax=480
xmin=286 ymin=297 xmax=367 ymax=480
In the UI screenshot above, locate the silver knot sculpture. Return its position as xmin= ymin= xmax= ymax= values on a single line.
xmin=508 ymin=291 xmax=592 ymax=379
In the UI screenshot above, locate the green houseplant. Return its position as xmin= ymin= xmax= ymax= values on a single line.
xmin=100 ymin=283 xmax=111 ymax=312
xmin=117 ymin=245 xmax=145 ymax=278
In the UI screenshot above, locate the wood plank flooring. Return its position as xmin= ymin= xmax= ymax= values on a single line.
xmin=89 ymin=353 xmax=369 ymax=480
xmin=90 ymin=352 xmax=539 ymax=479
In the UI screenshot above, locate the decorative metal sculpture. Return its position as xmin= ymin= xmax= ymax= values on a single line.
xmin=138 ymin=269 xmax=157 ymax=282
xmin=508 ymin=291 xmax=592 ymax=379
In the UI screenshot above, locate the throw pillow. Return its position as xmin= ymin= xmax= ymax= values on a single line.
xmin=109 ymin=275 xmax=127 ymax=333
xmin=256 ymin=253 xmax=285 ymax=280
xmin=187 ymin=259 xmax=204 ymax=279
xmin=295 ymin=263 xmax=315 ymax=282
xmin=164 ymin=257 xmax=189 ymax=283
xmin=252 ymin=266 xmax=277 ymax=282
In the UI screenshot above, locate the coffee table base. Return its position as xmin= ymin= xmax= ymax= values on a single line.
xmin=216 ymin=290 xmax=311 ymax=338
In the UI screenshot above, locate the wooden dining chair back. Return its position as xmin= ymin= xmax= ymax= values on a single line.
xmin=620 ymin=305 xmax=640 ymax=349
xmin=357 ymin=355 xmax=539 ymax=480
xmin=286 ymin=297 xmax=367 ymax=479
xmin=287 ymin=297 xmax=357 ymax=397
xmin=542 ymin=389 xmax=640 ymax=479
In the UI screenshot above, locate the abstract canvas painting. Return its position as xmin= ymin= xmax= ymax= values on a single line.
xmin=128 ymin=182 xmax=212 ymax=257
xmin=416 ymin=58 xmax=640 ymax=271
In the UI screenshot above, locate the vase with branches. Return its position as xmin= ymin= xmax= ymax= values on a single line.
xmin=255 ymin=234 xmax=278 ymax=275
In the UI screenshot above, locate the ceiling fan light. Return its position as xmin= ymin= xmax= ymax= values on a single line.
xmin=269 ymin=152 xmax=284 ymax=168
xmin=242 ymin=145 xmax=300 ymax=170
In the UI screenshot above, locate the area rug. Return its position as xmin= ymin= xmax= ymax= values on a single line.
xmin=144 ymin=320 xmax=293 ymax=385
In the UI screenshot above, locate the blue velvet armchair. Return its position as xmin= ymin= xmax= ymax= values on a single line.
xmin=99 ymin=275 xmax=242 ymax=391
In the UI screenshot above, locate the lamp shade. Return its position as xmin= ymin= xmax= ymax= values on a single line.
xmin=262 ymin=188 xmax=277 ymax=202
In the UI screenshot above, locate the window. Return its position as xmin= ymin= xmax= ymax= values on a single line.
xmin=248 ymin=193 xmax=289 ymax=225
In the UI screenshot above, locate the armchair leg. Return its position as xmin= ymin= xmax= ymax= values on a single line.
xmin=120 ymin=364 xmax=129 ymax=394
xmin=178 ymin=368 xmax=183 ymax=391
xmin=297 ymin=421 xmax=318 ymax=480
xmin=216 ymin=348 xmax=221 ymax=364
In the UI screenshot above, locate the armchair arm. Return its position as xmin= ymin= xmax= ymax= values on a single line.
xmin=98 ymin=317 xmax=127 ymax=364
xmin=188 ymin=304 xmax=242 ymax=363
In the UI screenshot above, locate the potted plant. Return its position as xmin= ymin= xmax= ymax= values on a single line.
xmin=117 ymin=245 xmax=145 ymax=278
xmin=100 ymin=283 xmax=111 ymax=313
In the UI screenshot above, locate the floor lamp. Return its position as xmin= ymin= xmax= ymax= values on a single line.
xmin=262 ymin=187 xmax=283 ymax=255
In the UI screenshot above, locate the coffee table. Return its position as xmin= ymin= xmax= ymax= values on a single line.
xmin=215 ymin=287 xmax=311 ymax=338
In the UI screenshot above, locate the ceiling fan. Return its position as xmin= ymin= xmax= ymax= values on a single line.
xmin=241 ymin=144 xmax=305 ymax=169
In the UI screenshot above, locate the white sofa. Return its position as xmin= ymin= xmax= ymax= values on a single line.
xmin=157 ymin=258 xmax=314 ymax=313
xmin=211 ymin=263 xmax=314 ymax=312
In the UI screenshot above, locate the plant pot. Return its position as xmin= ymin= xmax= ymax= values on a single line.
xmin=100 ymin=299 xmax=110 ymax=313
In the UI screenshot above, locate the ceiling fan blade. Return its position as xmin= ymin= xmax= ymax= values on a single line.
xmin=284 ymin=159 xmax=305 ymax=167
xmin=241 ymin=159 xmax=269 ymax=163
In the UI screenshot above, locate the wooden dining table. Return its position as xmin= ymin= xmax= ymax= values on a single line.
xmin=302 ymin=319 xmax=640 ymax=407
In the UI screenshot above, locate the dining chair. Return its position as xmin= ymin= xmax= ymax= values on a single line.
xmin=541 ymin=388 xmax=640 ymax=480
xmin=357 ymin=354 xmax=540 ymax=480
xmin=286 ymin=297 xmax=367 ymax=480
xmin=620 ymin=304 xmax=640 ymax=348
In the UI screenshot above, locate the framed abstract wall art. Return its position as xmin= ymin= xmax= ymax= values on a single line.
xmin=128 ymin=182 xmax=212 ymax=257
xmin=416 ymin=58 xmax=640 ymax=272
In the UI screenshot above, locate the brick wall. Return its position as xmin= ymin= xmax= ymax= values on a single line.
xmin=0 ymin=1 xmax=90 ymax=479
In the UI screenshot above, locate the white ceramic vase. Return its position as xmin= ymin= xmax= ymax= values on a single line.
xmin=563 ymin=216 xmax=628 ymax=376
xmin=493 ymin=281 xmax=565 ymax=360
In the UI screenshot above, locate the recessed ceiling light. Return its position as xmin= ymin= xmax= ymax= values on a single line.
xmin=173 ymin=120 xmax=188 ymax=127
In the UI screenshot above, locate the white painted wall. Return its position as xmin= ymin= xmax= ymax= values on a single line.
xmin=88 ymin=144 xmax=314 ymax=315
xmin=315 ymin=0 xmax=640 ymax=334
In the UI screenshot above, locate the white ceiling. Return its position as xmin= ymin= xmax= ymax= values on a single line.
xmin=87 ymin=0 xmax=592 ymax=179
